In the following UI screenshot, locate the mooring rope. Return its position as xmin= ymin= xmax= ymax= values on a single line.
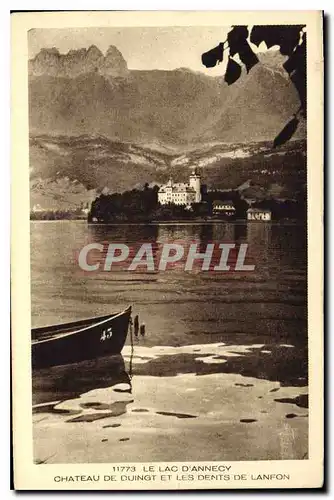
xmin=128 ymin=316 xmax=134 ymax=382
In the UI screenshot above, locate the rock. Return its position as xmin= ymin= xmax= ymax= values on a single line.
xmin=29 ymin=45 xmax=128 ymax=78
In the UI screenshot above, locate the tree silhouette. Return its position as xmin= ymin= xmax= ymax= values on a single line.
xmin=201 ymin=25 xmax=306 ymax=147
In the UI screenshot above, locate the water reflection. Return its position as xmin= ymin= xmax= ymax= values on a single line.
xmin=234 ymin=223 xmax=248 ymax=242
xmin=124 ymin=343 xmax=308 ymax=387
xmin=85 ymin=222 xmax=307 ymax=276
xmin=32 ymin=354 xmax=130 ymax=408
xmin=30 ymin=221 xmax=307 ymax=350
xmin=33 ymin=339 xmax=307 ymax=422
xmin=156 ymin=223 xmax=235 ymax=243
xmin=87 ymin=222 xmax=159 ymax=244
xmin=31 ymin=221 xmax=308 ymax=464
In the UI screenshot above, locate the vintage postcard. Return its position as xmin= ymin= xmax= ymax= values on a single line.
xmin=11 ymin=10 xmax=323 ymax=490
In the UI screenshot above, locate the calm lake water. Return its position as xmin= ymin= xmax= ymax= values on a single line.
xmin=31 ymin=220 xmax=307 ymax=347
xmin=31 ymin=221 xmax=308 ymax=463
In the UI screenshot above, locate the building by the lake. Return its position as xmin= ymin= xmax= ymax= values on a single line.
xmin=158 ymin=170 xmax=202 ymax=206
xmin=212 ymin=200 xmax=236 ymax=217
xmin=247 ymin=208 xmax=272 ymax=221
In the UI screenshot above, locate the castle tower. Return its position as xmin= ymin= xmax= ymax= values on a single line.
xmin=189 ymin=170 xmax=201 ymax=203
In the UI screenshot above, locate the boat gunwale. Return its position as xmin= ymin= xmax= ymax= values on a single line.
xmin=31 ymin=306 xmax=131 ymax=346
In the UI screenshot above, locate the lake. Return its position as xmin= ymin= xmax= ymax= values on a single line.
xmin=31 ymin=221 xmax=308 ymax=463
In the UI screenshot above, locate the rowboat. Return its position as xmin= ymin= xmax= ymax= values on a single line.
xmin=31 ymin=306 xmax=132 ymax=369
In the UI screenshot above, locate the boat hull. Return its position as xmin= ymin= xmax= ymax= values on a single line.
xmin=31 ymin=307 xmax=132 ymax=370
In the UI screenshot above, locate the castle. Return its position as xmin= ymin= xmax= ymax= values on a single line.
xmin=158 ymin=171 xmax=202 ymax=206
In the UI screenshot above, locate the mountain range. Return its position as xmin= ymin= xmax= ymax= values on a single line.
xmin=30 ymin=134 xmax=306 ymax=211
xmin=29 ymin=45 xmax=306 ymax=211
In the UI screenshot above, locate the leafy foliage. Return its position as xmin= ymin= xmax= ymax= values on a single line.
xmin=225 ymin=57 xmax=242 ymax=85
xmin=201 ymin=25 xmax=306 ymax=146
xmin=250 ymin=25 xmax=304 ymax=55
xmin=283 ymin=32 xmax=307 ymax=116
xmin=227 ymin=26 xmax=249 ymax=56
xmin=201 ymin=43 xmax=225 ymax=68
xmin=89 ymin=185 xmax=160 ymax=223
xmin=227 ymin=26 xmax=259 ymax=73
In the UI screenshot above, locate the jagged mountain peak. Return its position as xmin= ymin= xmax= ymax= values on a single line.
xmin=39 ymin=47 xmax=60 ymax=55
xmin=29 ymin=44 xmax=128 ymax=78
xmin=86 ymin=44 xmax=103 ymax=57
xmin=106 ymin=44 xmax=123 ymax=56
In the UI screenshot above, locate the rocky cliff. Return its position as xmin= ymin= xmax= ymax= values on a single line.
xmin=29 ymin=44 xmax=129 ymax=78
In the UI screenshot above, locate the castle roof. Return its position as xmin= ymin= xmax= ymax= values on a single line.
xmin=158 ymin=180 xmax=196 ymax=193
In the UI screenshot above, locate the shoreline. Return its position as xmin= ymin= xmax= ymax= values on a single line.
xmin=30 ymin=219 xmax=305 ymax=226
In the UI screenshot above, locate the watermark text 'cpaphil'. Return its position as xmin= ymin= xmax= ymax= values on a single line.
xmin=77 ymin=241 xmax=255 ymax=272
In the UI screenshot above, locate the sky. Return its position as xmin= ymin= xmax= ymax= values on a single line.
xmin=28 ymin=26 xmax=266 ymax=76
